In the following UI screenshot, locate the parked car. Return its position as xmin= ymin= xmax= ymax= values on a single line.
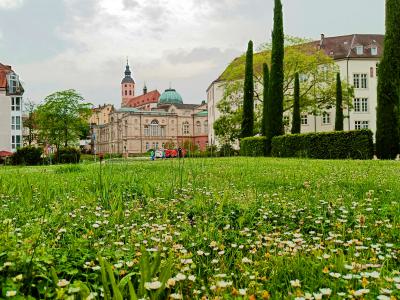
xmin=165 ymin=149 xmax=186 ymax=158
xmin=155 ymin=150 xmax=163 ymax=158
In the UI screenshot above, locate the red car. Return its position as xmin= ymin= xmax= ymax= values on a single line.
xmin=165 ymin=149 xmax=186 ymax=158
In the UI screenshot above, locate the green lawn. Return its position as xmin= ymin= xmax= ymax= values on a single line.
xmin=0 ymin=158 xmax=399 ymax=299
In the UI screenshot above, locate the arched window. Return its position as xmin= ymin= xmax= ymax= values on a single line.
xmin=182 ymin=121 xmax=190 ymax=135
xmin=204 ymin=120 xmax=208 ymax=133
xmin=144 ymin=120 xmax=165 ymax=137
xmin=125 ymin=90 xmax=127 ymax=96
xmin=129 ymin=90 xmax=132 ymax=96
xmin=196 ymin=121 xmax=201 ymax=134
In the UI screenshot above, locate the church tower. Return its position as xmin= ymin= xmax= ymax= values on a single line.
xmin=121 ymin=61 xmax=135 ymax=107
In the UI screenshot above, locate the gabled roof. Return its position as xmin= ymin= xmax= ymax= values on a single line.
xmin=125 ymin=90 xmax=161 ymax=107
xmin=0 ymin=63 xmax=12 ymax=89
xmin=209 ymin=33 xmax=385 ymax=88
xmin=314 ymin=34 xmax=384 ymax=60
xmin=195 ymin=110 xmax=208 ymax=117
xmin=172 ymin=104 xmax=199 ymax=110
xmin=156 ymin=103 xmax=200 ymax=110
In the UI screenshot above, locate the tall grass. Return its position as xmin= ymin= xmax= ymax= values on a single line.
xmin=0 ymin=158 xmax=399 ymax=299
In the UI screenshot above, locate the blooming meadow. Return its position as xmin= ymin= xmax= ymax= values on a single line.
xmin=0 ymin=158 xmax=399 ymax=299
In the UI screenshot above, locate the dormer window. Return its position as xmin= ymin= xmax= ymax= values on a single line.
xmin=7 ymin=73 xmax=19 ymax=94
xmin=371 ymin=46 xmax=378 ymax=56
xmin=356 ymin=45 xmax=364 ymax=55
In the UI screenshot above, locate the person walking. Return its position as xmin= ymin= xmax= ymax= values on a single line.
xmin=150 ymin=149 xmax=155 ymax=161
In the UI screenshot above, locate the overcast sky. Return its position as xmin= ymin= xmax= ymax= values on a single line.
xmin=0 ymin=0 xmax=385 ymax=107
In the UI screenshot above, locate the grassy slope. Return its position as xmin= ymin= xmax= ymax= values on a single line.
xmin=0 ymin=158 xmax=399 ymax=299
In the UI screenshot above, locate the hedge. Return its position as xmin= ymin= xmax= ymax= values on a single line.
xmin=11 ymin=146 xmax=43 ymax=166
xmin=55 ymin=147 xmax=81 ymax=164
xmin=271 ymin=130 xmax=374 ymax=160
xmin=240 ymin=137 xmax=268 ymax=157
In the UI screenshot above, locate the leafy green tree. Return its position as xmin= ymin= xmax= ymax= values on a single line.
xmin=376 ymin=0 xmax=400 ymax=159
xmin=23 ymin=99 xmax=38 ymax=146
xmin=214 ymin=37 xmax=354 ymax=145
xmin=291 ymin=72 xmax=301 ymax=134
xmin=241 ymin=41 xmax=254 ymax=138
xmin=267 ymin=0 xmax=285 ymax=145
xmin=36 ymin=89 xmax=92 ymax=150
xmin=261 ymin=63 xmax=270 ymax=136
xmin=335 ymin=73 xmax=344 ymax=131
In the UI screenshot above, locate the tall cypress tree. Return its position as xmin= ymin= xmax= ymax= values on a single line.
xmin=335 ymin=73 xmax=344 ymax=131
xmin=266 ymin=0 xmax=284 ymax=151
xmin=291 ymin=73 xmax=301 ymax=134
xmin=261 ymin=63 xmax=270 ymax=136
xmin=241 ymin=40 xmax=254 ymax=138
xmin=376 ymin=0 xmax=400 ymax=159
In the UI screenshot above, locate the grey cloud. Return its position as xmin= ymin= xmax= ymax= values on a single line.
xmin=0 ymin=0 xmax=24 ymax=10
xmin=166 ymin=47 xmax=241 ymax=65
xmin=123 ymin=0 xmax=140 ymax=9
xmin=3 ymin=0 xmax=385 ymax=107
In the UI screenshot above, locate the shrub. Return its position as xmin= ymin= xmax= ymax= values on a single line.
xmin=271 ymin=130 xmax=374 ymax=160
xmin=11 ymin=146 xmax=43 ymax=166
xmin=206 ymin=145 xmax=218 ymax=157
xmin=240 ymin=137 xmax=268 ymax=157
xmin=103 ymin=153 xmax=123 ymax=159
xmin=219 ymin=144 xmax=237 ymax=157
xmin=55 ymin=147 xmax=81 ymax=164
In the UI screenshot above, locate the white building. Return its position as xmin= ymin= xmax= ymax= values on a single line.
xmin=0 ymin=63 xmax=24 ymax=152
xmin=207 ymin=34 xmax=384 ymax=146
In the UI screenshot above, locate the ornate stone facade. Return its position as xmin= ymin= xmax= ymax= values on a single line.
xmin=93 ymin=63 xmax=209 ymax=155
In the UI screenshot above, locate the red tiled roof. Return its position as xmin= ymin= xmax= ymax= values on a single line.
xmin=0 ymin=151 xmax=13 ymax=157
xmin=0 ymin=63 xmax=13 ymax=89
xmin=310 ymin=34 xmax=384 ymax=60
xmin=214 ymin=34 xmax=385 ymax=85
xmin=125 ymin=90 xmax=161 ymax=108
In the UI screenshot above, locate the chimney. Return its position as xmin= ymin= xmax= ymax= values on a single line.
xmin=320 ymin=33 xmax=325 ymax=49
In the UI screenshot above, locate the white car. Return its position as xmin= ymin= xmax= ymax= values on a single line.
xmin=155 ymin=150 xmax=163 ymax=158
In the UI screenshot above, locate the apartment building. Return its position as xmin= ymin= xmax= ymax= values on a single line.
xmin=207 ymin=34 xmax=384 ymax=146
xmin=0 ymin=63 xmax=24 ymax=152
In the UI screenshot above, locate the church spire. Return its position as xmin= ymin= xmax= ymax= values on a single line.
xmin=121 ymin=59 xmax=135 ymax=84
xmin=125 ymin=59 xmax=132 ymax=78
xmin=143 ymin=82 xmax=148 ymax=94
xmin=121 ymin=59 xmax=136 ymax=107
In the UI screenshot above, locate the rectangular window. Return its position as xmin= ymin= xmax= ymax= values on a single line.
xmin=361 ymin=74 xmax=368 ymax=88
xmin=11 ymin=135 xmax=21 ymax=149
xmin=353 ymin=74 xmax=368 ymax=89
xmin=11 ymin=116 xmax=15 ymax=130
xmin=361 ymin=98 xmax=368 ymax=112
xmin=371 ymin=47 xmax=378 ymax=56
xmin=354 ymin=98 xmax=368 ymax=112
xmin=7 ymin=74 xmax=18 ymax=94
xmin=356 ymin=46 xmax=364 ymax=55
xmin=11 ymin=97 xmax=21 ymax=111
xmin=301 ymin=115 xmax=308 ymax=125
xmin=355 ymin=121 xmax=369 ymax=130
xmin=16 ymin=116 xmax=21 ymax=130
xmin=322 ymin=113 xmax=331 ymax=124
xmin=353 ymin=74 xmax=360 ymax=88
